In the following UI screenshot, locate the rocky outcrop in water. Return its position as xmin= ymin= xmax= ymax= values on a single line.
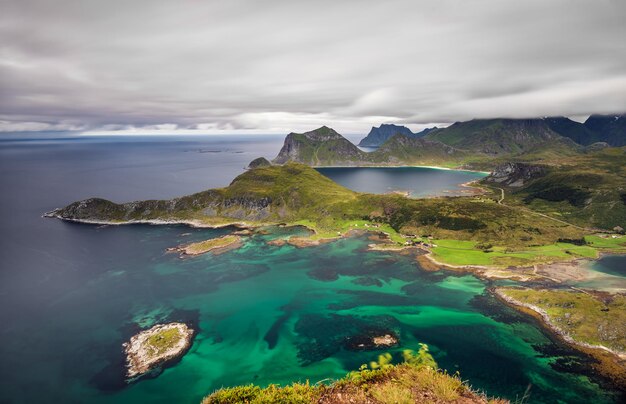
xmin=124 ymin=323 xmax=194 ymax=379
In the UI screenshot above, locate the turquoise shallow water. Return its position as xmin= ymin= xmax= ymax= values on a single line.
xmin=3 ymin=225 xmax=621 ymax=404
xmin=0 ymin=136 xmax=623 ymax=404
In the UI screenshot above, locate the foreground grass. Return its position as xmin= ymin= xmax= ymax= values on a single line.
xmin=498 ymin=288 xmax=626 ymax=354
xmin=203 ymin=348 xmax=505 ymax=404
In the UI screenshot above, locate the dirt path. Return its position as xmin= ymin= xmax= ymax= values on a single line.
xmin=485 ymin=184 xmax=592 ymax=231
xmin=495 ymin=186 xmax=505 ymax=204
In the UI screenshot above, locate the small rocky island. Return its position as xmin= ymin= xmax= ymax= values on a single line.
xmin=168 ymin=235 xmax=242 ymax=257
xmin=345 ymin=332 xmax=399 ymax=351
xmin=124 ymin=323 xmax=194 ymax=379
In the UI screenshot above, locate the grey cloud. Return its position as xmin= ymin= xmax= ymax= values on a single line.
xmin=0 ymin=0 xmax=625 ymax=133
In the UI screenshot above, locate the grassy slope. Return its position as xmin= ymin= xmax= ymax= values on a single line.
xmin=203 ymin=348 xmax=504 ymax=404
xmin=493 ymin=147 xmax=626 ymax=230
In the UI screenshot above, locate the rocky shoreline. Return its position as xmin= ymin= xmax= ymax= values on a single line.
xmin=493 ymin=288 xmax=626 ymax=359
xmin=43 ymin=210 xmax=256 ymax=230
xmin=493 ymin=288 xmax=626 ymax=390
xmin=123 ymin=323 xmax=194 ymax=379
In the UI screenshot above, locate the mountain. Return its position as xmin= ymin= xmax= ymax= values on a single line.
xmin=273 ymin=117 xmax=626 ymax=169
xmin=424 ymin=118 xmax=581 ymax=157
xmin=357 ymin=124 xmax=437 ymax=147
xmin=247 ymin=157 xmax=271 ymax=169
xmin=542 ymin=116 xmax=599 ymax=145
xmin=273 ymin=126 xmax=469 ymax=166
xmin=358 ymin=124 xmax=413 ymax=147
xmin=47 ymin=163 xmax=358 ymax=224
xmin=273 ymin=126 xmax=367 ymax=166
xmin=583 ymin=114 xmax=626 ymax=146
xmin=533 ymin=115 xmax=626 ymax=146
xmin=374 ymin=134 xmax=468 ymax=166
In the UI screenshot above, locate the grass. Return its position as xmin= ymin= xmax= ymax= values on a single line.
xmin=430 ymin=239 xmax=602 ymax=267
xmin=145 ymin=327 xmax=183 ymax=356
xmin=203 ymin=346 xmax=501 ymax=404
xmin=499 ymin=288 xmax=626 ymax=354
xmin=584 ymin=235 xmax=626 ymax=250
xmin=499 ymin=147 xmax=626 ymax=230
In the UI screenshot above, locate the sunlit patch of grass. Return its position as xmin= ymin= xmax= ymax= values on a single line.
xmin=145 ymin=327 xmax=182 ymax=356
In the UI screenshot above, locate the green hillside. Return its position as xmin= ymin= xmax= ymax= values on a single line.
xmin=48 ymin=162 xmax=626 ymax=269
xmin=484 ymin=147 xmax=626 ymax=230
xmin=425 ymin=118 xmax=581 ymax=157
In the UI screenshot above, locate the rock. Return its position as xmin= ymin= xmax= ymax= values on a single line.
xmin=170 ymin=235 xmax=242 ymax=257
xmin=358 ymin=124 xmax=439 ymax=147
xmin=123 ymin=323 xmax=194 ymax=379
xmin=372 ymin=334 xmax=398 ymax=346
xmin=247 ymin=157 xmax=271 ymax=169
xmin=344 ymin=332 xmax=399 ymax=351
xmin=272 ymin=126 xmax=364 ymax=165
xmin=485 ymin=162 xmax=546 ymax=187
xmin=358 ymin=124 xmax=415 ymax=147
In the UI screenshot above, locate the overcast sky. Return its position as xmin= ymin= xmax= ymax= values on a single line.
xmin=1 ymin=0 xmax=625 ymax=134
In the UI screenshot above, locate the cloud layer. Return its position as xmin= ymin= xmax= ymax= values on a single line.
xmin=1 ymin=0 xmax=625 ymax=134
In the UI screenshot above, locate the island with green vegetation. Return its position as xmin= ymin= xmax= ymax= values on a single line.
xmin=45 ymin=118 xmax=626 ymax=399
xmin=123 ymin=322 xmax=194 ymax=379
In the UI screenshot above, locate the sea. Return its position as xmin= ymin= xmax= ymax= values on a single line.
xmin=0 ymin=134 xmax=623 ymax=404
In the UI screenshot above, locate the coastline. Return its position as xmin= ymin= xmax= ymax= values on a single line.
xmin=312 ymin=164 xmax=491 ymax=175
xmin=45 ymin=208 xmax=626 ymax=391
xmin=493 ymin=288 xmax=626 ymax=390
xmin=46 ymin=210 xmax=622 ymax=283
xmin=43 ymin=211 xmax=256 ymax=230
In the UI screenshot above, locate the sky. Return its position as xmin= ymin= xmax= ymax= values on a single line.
xmin=1 ymin=0 xmax=626 ymax=135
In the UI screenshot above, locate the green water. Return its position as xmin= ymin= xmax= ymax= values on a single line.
xmin=1 ymin=226 xmax=621 ymax=403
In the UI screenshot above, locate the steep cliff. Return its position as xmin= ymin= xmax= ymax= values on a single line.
xmin=273 ymin=126 xmax=367 ymax=165
xmin=484 ymin=162 xmax=547 ymax=187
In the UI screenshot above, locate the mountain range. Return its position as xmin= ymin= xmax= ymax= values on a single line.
xmin=273 ymin=115 xmax=625 ymax=168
